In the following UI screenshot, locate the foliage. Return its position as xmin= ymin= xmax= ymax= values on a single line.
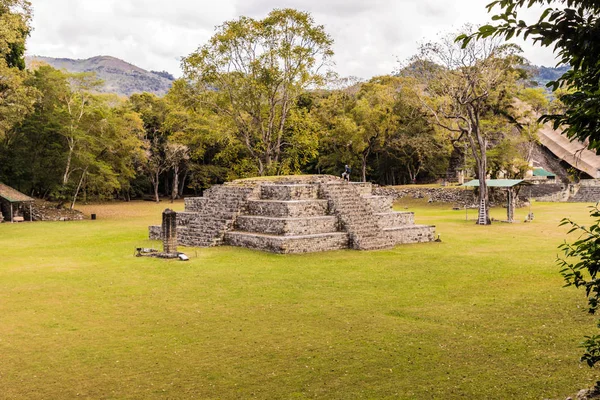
xmin=462 ymin=0 xmax=600 ymax=150
xmin=0 ymin=0 xmax=31 ymax=70
xmin=559 ymin=205 xmax=600 ymax=367
xmin=412 ymin=27 xmax=523 ymax=223
xmin=182 ymin=8 xmax=334 ymax=176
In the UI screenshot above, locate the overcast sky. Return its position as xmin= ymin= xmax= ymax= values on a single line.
xmin=26 ymin=0 xmax=558 ymax=79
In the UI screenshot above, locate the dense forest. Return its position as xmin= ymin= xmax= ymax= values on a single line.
xmin=0 ymin=2 xmax=566 ymax=209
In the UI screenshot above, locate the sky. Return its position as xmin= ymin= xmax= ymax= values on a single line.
xmin=26 ymin=0 xmax=559 ymax=79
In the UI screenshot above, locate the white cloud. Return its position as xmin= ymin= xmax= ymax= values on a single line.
xmin=26 ymin=0 xmax=558 ymax=78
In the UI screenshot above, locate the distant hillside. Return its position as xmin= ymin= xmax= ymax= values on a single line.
xmin=25 ymin=55 xmax=175 ymax=97
xmin=530 ymin=65 xmax=570 ymax=88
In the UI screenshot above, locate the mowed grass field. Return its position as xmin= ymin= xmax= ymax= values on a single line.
xmin=1 ymin=199 xmax=599 ymax=399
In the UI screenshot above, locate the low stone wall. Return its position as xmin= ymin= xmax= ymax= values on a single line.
xmin=374 ymin=187 xmax=476 ymax=204
xmin=385 ymin=225 xmax=436 ymax=244
xmin=225 ymin=231 xmax=349 ymax=254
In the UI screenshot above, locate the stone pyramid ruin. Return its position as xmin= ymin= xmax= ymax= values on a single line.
xmin=149 ymin=176 xmax=436 ymax=254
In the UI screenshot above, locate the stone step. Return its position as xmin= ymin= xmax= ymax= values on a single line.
xmin=246 ymin=199 xmax=329 ymax=218
xmin=349 ymin=182 xmax=374 ymax=195
xmin=375 ymin=212 xmax=414 ymax=228
xmin=362 ymin=195 xmax=394 ymax=213
xmin=235 ymin=215 xmax=338 ymax=236
xmin=384 ymin=225 xmax=436 ymax=245
xmin=260 ymin=184 xmax=319 ymax=201
xmin=224 ymin=231 xmax=349 ymax=254
xmin=184 ymin=197 xmax=208 ymax=212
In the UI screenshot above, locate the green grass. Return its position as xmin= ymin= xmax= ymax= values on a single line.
xmin=0 ymin=200 xmax=598 ymax=399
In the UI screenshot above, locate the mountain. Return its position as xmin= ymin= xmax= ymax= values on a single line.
xmin=25 ymin=55 xmax=175 ymax=97
xmin=529 ymin=65 xmax=570 ymax=89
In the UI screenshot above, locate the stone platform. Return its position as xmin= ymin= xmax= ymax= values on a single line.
xmin=149 ymin=176 xmax=436 ymax=254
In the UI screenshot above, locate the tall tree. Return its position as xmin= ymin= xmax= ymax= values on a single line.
xmin=0 ymin=0 xmax=31 ymax=70
xmin=0 ymin=0 xmax=35 ymax=146
xmin=182 ymin=8 xmax=334 ymax=176
xmin=463 ymin=0 xmax=600 ymax=149
xmin=411 ymin=29 xmax=521 ymax=224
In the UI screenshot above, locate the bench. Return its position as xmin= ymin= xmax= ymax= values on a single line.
xmin=12 ymin=216 xmax=24 ymax=222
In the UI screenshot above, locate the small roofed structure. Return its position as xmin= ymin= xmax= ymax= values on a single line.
xmin=532 ymin=168 xmax=556 ymax=179
xmin=0 ymin=183 xmax=34 ymax=223
xmin=463 ymin=179 xmax=532 ymax=223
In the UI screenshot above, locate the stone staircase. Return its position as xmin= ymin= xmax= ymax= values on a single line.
xmin=321 ymin=182 xmax=435 ymax=250
xmin=149 ymin=176 xmax=436 ymax=253
xmin=224 ymin=184 xmax=349 ymax=254
xmin=171 ymin=185 xmax=256 ymax=247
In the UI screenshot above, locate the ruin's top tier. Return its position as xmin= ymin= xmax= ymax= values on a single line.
xmin=226 ymin=175 xmax=345 ymax=186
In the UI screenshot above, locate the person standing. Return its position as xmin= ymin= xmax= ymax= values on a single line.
xmin=341 ymin=165 xmax=351 ymax=182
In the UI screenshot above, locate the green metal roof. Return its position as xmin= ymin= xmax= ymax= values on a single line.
xmin=533 ymin=168 xmax=556 ymax=177
xmin=0 ymin=183 xmax=34 ymax=203
xmin=462 ymin=179 xmax=532 ymax=188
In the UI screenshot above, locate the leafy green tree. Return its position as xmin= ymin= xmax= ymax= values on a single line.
xmin=0 ymin=0 xmax=31 ymax=70
xmin=463 ymin=0 xmax=600 ymax=149
xmin=412 ymin=28 xmax=522 ymax=224
xmin=0 ymin=0 xmax=35 ymax=145
xmin=182 ymin=8 xmax=334 ymax=176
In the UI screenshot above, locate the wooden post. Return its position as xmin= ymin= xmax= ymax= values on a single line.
xmin=507 ymin=188 xmax=515 ymax=223
xmin=10 ymin=203 xmax=13 ymax=223
xmin=29 ymin=203 xmax=32 ymax=222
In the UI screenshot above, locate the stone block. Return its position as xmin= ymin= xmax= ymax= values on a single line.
xmin=385 ymin=225 xmax=436 ymax=245
xmin=362 ymin=195 xmax=394 ymax=213
xmin=224 ymin=231 xmax=349 ymax=254
xmin=149 ymin=225 xmax=161 ymax=240
xmin=260 ymin=184 xmax=319 ymax=200
xmin=246 ymin=199 xmax=329 ymax=218
xmin=376 ymin=212 xmax=414 ymax=228
xmin=235 ymin=215 xmax=339 ymax=236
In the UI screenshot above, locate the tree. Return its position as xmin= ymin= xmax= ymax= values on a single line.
xmin=0 ymin=0 xmax=31 ymax=70
xmin=411 ymin=29 xmax=522 ymax=224
xmin=0 ymin=0 xmax=35 ymax=145
xmin=182 ymin=8 xmax=334 ymax=176
xmin=463 ymin=0 xmax=600 ymax=150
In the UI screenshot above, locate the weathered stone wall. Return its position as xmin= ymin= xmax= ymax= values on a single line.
xmin=260 ymin=184 xmax=318 ymax=200
xmin=235 ymin=215 xmax=338 ymax=236
xmin=184 ymin=197 xmax=207 ymax=212
xmin=385 ymin=225 xmax=436 ymax=244
xmin=225 ymin=231 xmax=349 ymax=254
xmin=373 ymin=186 xmax=477 ymax=204
xmin=246 ymin=199 xmax=329 ymax=218
xmin=178 ymin=186 xmax=258 ymax=247
xmin=569 ymin=180 xmax=600 ymax=202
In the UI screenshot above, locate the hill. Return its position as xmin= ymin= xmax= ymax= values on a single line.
xmin=25 ymin=55 xmax=175 ymax=97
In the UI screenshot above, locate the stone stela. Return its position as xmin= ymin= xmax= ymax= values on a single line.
xmin=149 ymin=175 xmax=436 ymax=254
xmin=162 ymin=209 xmax=178 ymax=255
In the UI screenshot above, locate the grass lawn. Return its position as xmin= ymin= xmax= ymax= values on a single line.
xmin=1 ymin=199 xmax=599 ymax=399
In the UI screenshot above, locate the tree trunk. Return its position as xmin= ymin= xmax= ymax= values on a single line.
xmin=361 ymin=155 xmax=367 ymax=183
xmin=70 ymin=168 xmax=87 ymax=210
xmin=171 ymin=165 xmax=179 ymax=203
xmin=153 ymin=171 xmax=160 ymax=203
xmin=179 ymin=170 xmax=188 ymax=198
